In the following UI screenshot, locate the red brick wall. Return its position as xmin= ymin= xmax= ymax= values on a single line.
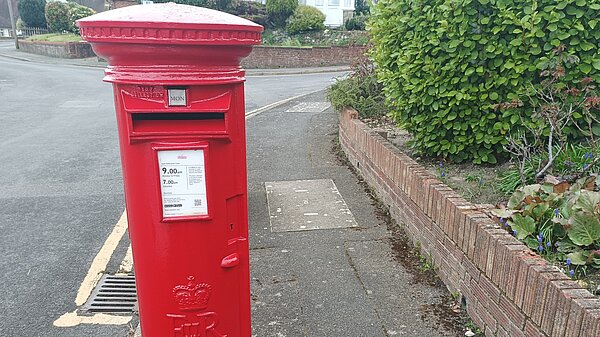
xmin=18 ymin=40 xmax=365 ymax=68
xmin=338 ymin=108 xmax=600 ymax=337
xmin=241 ymin=45 xmax=367 ymax=68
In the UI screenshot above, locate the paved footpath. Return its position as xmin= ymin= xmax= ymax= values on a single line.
xmin=244 ymin=91 xmax=460 ymax=337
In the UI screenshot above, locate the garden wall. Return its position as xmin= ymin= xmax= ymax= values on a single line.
xmin=18 ymin=40 xmax=95 ymax=59
xmin=241 ymin=45 xmax=366 ymax=68
xmin=17 ymin=40 xmax=364 ymax=68
xmin=338 ymin=108 xmax=600 ymax=337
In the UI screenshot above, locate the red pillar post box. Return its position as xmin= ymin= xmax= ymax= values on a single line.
xmin=77 ymin=4 xmax=262 ymax=337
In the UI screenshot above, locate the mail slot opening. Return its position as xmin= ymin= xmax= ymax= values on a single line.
xmin=130 ymin=112 xmax=226 ymax=136
xmin=132 ymin=113 xmax=224 ymax=121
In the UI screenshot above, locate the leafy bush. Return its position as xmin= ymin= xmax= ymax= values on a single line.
xmin=494 ymin=175 xmax=600 ymax=277
xmin=370 ymin=0 xmax=600 ymax=164
xmin=328 ymin=54 xmax=388 ymax=118
xmin=18 ymin=0 xmax=47 ymax=28
xmin=225 ymin=0 xmax=269 ymax=27
xmin=45 ymin=1 xmax=70 ymax=33
xmin=262 ymin=29 xmax=369 ymax=47
xmin=344 ymin=15 xmax=367 ymax=31
xmin=286 ymin=5 xmax=325 ymax=34
xmin=68 ymin=3 xmax=95 ymax=34
xmin=266 ymin=0 xmax=297 ymax=28
xmin=45 ymin=2 xmax=95 ymax=34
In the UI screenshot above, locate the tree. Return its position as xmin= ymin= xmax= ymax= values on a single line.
xmin=266 ymin=0 xmax=297 ymax=28
xmin=18 ymin=0 xmax=47 ymax=28
xmin=354 ymin=0 xmax=369 ymax=15
xmin=45 ymin=1 xmax=69 ymax=32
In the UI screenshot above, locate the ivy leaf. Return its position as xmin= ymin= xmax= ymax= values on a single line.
xmin=579 ymin=63 xmax=592 ymax=74
xmin=574 ymin=191 xmax=600 ymax=214
xmin=492 ymin=209 xmax=518 ymax=218
xmin=566 ymin=251 xmax=588 ymax=265
xmin=508 ymin=190 xmax=525 ymax=209
xmin=580 ymin=42 xmax=595 ymax=51
xmin=509 ymin=214 xmax=537 ymax=240
xmin=557 ymin=239 xmax=579 ymax=253
xmin=568 ymin=212 xmax=600 ymax=246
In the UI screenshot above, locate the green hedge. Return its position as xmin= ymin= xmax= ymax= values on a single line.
xmin=286 ymin=5 xmax=325 ymax=34
xmin=18 ymin=0 xmax=47 ymax=28
xmin=45 ymin=2 xmax=70 ymax=33
xmin=370 ymin=0 xmax=600 ymax=164
xmin=46 ymin=2 xmax=95 ymax=34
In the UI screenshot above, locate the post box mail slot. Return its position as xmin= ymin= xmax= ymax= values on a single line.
xmin=78 ymin=3 xmax=262 ymax=337
xmin=130 ymin=112 xmax=226 ymax=137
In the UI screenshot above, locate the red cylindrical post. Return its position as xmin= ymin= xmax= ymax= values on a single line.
xmin=78 ymin=4 xmax=262 ymax=336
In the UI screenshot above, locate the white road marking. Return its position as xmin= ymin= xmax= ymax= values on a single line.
xmin=245 ymin=89 xmax=322 ymax=120
xmin=54 ymin=312 xmax=131 ymax=327
xmin=54 ymin=210 xmax=130 ymax=327
xmin=119 ymin=244 xmax=134 ymax=274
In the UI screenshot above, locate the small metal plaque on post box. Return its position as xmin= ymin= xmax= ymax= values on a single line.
xmin=168 ymin=88 xmax=187 ymax=107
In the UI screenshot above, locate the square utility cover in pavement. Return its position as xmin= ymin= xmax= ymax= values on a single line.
xmin=285 ymin=102 xmax=331 ymax=113
xmin=266 ymin=179 xmax=358 ymax=232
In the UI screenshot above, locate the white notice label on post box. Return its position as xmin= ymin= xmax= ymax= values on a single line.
xmin=158 ymin=149 xmax=208 ymax=218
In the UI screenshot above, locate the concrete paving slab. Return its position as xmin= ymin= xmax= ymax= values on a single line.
xmin=266 ymin=179 xmax=358 ymax=232
xmin=345 ymin=240 xmax=457 ymax=336
xmin=250 ymin=248 xmax=304 ymax=337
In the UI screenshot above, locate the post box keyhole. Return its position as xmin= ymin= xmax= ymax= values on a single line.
xmin=230 ymin=223 xmax=234 ymax=230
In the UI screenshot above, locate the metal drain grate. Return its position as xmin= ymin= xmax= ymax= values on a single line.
xmin=83 ymin=274 xmax=138 ymax=313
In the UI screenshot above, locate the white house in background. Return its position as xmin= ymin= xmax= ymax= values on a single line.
xmin=300 ymin=0 xmax=355 ymax=27
xmin=250 ymin=0 xmax=355 ymax=27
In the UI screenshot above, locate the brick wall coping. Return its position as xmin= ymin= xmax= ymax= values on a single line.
xmin=19 ymin=39 xmax=88 ymax=46
xmin=18 ymin=40 xmax=96 ymax=59
xmin=338 ymin=107 xmax=600 ymax=337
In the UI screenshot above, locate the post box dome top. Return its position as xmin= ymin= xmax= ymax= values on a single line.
xmin=78 ymin=3 xmax=263 ymax=46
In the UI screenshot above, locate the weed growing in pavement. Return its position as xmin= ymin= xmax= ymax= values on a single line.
xmin=464 ymin=320 xmax=483 ymax=336
xmin=418 ymin=252 xmax=435 ymax=272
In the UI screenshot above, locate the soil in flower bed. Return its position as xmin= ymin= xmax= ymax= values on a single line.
xmin=363 ymin=115 xmax=509 ymax=206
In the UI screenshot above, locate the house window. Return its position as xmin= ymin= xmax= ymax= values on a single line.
xmin=315 ymin=0 xmax=323 ymax=5
xmin=329 ymin=0 xmax=340 ymax=5
xmin=299 ymin=0 xmax=306 ymax=4
xmin=344 ymin=0 xmax=351 ymax=6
